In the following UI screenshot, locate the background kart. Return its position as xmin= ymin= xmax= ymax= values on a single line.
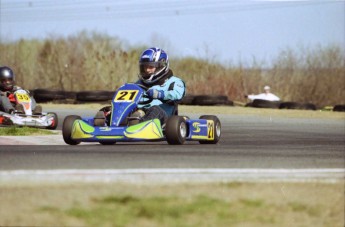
xmin=0 ymin=89 xmax=58 ymax=129
xmin=63 ymin=83 xmax=221 ymax=145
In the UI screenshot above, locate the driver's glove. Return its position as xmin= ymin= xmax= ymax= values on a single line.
xmin=147 ymin=89 xmax=165 ymax=100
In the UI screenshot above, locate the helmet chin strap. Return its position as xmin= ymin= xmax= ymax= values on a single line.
xmin=144 ymin=74 xmax=155 ymax=81
xmin=139 ymin=73 xmax=154 ymax=82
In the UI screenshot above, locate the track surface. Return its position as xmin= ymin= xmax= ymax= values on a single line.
xmin=0 ymin=108 xmax=344 ymax=170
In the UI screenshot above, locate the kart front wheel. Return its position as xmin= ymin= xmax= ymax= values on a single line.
xmin=165 ymin=116 xmax=187 ymax=145
xmin=46 ymin=112 xmax=58 ymax=130
xmin=63 ymin=115 xmax=81 ymax=145
xmin=198 ymin=115 xmax=221 ymax=144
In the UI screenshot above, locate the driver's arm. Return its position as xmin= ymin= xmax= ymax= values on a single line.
xmin=147 ymin=79 xmax=185 ymax=101
xmin=163 ymin=79 xmax=185 ymax=101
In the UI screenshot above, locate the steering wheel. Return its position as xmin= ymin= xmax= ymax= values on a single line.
xmin=136 ymin=83 xmax=153 ymax=105
xmin=136 ymin=83 xmax=149 ymax=91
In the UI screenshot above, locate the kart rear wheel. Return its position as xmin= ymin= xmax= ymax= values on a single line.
xmin=199 ymin=115 xmax=221 ymax=144
xmin=165 ymin=116 xmax=187 ymax=145
xmin=46 ymin=112 xmax=58 ymax=130
xmin=63 ymin=115 xmax=81 ymax=145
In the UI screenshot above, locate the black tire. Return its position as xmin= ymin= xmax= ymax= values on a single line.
xmin=245 ymin=102 xmax=253 ymax=107
xmin=193 ymin=95 xmax=230 ymax=106
xmin=301 ymin=103 xmax=316 ymax=111
xmin=198 ymin=115 xmax=221 ymax=144
xmin=76 ymin=90 xmax=114 ymax=102
xmin=279 ymin=102 xmax=301 ymax=109
xmin=333 ymin=104 xmax=345 ymax=112
xmin=64 ymin=91 xmax=77 ymax=100
xmin=180 ymin=95 xmax=195 ymax=105
xmin=279 ymin=102 xmax=316 ymax=110
xmin=165 ymin=116 xmax=187 ymax=145
xmin=252 ymin=99 xmax=281 ymax=109
xmin=46 ymin=112 xmax=58 ymax=130
xmin=225 ymin=100 xmax=234 ymax=106
xmin=33 ymin=89 xmax=67 ymax=103
xmin=62 ymin=115 xmax=81 ymax=145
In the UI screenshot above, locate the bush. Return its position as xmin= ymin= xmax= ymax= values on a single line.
xmin=0 ymin=32 xmax=344 ymax=107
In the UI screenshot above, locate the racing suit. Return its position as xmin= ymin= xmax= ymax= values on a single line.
xmin=136 ymin=70 xmax=186 ymax=125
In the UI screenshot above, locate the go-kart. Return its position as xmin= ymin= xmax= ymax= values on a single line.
xmin=62 ymin=83 xmax=221 ymax=145
xmin=0 ymin=89 xmax=58 ymax=129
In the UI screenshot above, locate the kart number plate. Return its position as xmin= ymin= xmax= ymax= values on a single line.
xmin=114 ymin=90 xmax=139 ymax=102
xmin=15 ymin=93 xmax=31 ymax=102
xmin=207 ymin=120 xmax=215 ymax=140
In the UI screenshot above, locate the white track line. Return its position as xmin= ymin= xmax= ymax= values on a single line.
xmin=1 ymin=168 xmax=344 ymax=183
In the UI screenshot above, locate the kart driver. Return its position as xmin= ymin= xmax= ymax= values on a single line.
xmin=133 ymin=47 xmax=186 ymax=125
xmin=102 ymin=47 xmax=186 ymax=126
xmin=0 ymin=66 xmax=42 ymax=114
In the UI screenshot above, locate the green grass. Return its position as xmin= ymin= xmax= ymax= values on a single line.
xmin=35 ymin=187 xmax=333 ymax=227
xmin=0 ymin=126 xmax=55 ymax=136
xmin=1 ymin=182 xmax=343 ymax=227
xmin=43 ymin=194 xmax=277 ymax=226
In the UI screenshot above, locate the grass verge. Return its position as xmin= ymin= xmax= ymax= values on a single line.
xmin=41 ymin=103 xmax=345 ymax=120
xmin=0 ymin=126 xmax=56 ymax=136
xmin=0 ymin=181 xmax=343 ymax=227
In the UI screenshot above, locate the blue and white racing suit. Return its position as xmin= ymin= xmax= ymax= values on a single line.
xmin=136 ymin=75 xmax=186 ymax=124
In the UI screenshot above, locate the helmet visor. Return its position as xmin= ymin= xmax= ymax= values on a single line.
xmin=139 ymin=62 xmax=162 ymax=79
xmin=0 ymin=78 xmax=14 ymax=90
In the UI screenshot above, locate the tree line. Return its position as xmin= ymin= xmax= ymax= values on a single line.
xmin=1 ymin=32 xmax=344 ymax=107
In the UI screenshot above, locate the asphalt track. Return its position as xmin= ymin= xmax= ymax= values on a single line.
xmin=0 ymin=107 xmax=344 ymax=173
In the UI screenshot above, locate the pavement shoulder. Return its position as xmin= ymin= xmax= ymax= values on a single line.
xmin=0 ymin=131 xmax=65 ymax=145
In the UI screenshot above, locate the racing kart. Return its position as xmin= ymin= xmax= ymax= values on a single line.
xmin=62 ymin=83 xmax=221 ymax=145
xmin=0 ymin=89 xmax=58 ymax=129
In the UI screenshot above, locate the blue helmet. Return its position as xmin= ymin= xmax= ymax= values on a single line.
xmin=138 ymin=47 xmax=169 ymax=84
xmin=0 ymin=66 xmax=15 ymax=91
